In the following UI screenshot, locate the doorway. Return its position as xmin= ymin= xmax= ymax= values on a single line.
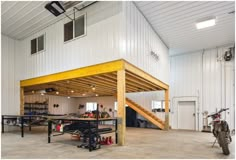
xmin=126 ymin=107 xmax=137 ymax=127
xmin=178 ymin=101 xmax=196 ymax=130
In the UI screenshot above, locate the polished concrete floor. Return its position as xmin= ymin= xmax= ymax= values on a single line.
xmin=1 ymin=127 xmax=235 ymax=159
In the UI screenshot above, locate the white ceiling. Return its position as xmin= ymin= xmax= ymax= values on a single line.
xmin=1 ymin=1 xmax=235 ymax=55
xmin=135 ymin=1 xmax=235 ymax=55
xmin=1 ymin=1 xmax=81 ymax=40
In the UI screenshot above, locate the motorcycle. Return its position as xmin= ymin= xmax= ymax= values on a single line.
xmin=207 ymin=108 xmax=232 ymax=155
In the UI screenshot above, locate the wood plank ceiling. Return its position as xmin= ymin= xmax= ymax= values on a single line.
xmin=24 ymin=71 xmax=163 ymax=98
xmin=135 ymin=1 xmax=235 ymax=55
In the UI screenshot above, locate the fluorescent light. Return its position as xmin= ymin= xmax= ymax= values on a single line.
xmin=196 ymin=17 xmax=216 ymax=29
xmin=45 ymin=1 xmax=65 ymax=17
xmin=52 ymin=3 xmax=64 ymax=14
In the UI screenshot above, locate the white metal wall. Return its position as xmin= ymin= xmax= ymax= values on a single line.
xmin=1 ymin=35 xmax=19 ymax=115
xmin=15 ymin=1 xmax=123 ymax=80
xmin=170 ymin=45 xmax=235 ymax=130
xmin=25 ymin=95 xmax=78 ymax=114
xmin=123 ymin=2 xmax=170 ymax=83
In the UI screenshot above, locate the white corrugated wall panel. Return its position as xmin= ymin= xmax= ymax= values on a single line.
xmin=123 ymin=2 xmax=170 ymax=83
xmin=15 ymin=2 xmax=123 ymax=80
xmin=1 ymin=35 xmax=18 ymax=115
xmin=170 ymin=45 xmax=235 ymax=130
xmin=170 ymin=52 xmax=202 ymax=130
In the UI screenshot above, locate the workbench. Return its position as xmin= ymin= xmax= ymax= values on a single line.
xmin=47 ymin=117 xmax=118 ymax=152
xmin=1 ymin=114 xmax=64 ymax=137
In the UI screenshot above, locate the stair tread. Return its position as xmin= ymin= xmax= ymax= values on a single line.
xmin=126 ymin=98 xmax=167 ymax=130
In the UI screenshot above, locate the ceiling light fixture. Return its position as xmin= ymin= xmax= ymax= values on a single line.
xmin=56 ymin=91 xmax=59 ymax=95
xmin=71 ymin=90 xmax=74 ymax=93
xmin=41 ymin=93 xmax=44 ymax=96
xmin=90 ymin=85 xmax=96 ymax=91
xmin=45 ymin=1 xmax=65 ymax=17
xmin=95 ymin=94 xmax=99 ymax=97
xmin=82 ymin=93 xmax=86 ymax=96
xmin=196 ymin=17 xmax=216 ymax=29
xmin=67 ymin=96 xmax=70 ymax=99
xmin=32 ymin=91 xmax=35 ymax=94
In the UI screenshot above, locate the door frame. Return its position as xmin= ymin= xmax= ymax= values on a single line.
xmin=173 ymin=97 xmax=199 ymax=131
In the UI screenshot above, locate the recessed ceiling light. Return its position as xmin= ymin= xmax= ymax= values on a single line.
xmin=196 ymin=17 xmax=216 ymax=29
xmin=32 ymin=90 xmax=35 ymax=94
xmin=56 ymin=91 xmax=59 ymax=95
xmin=71 ymin=90 xmax=74 ymax=93
xmin=95 ymin=94 xmax=99 ymax=97
xmin=82 ymin=93 xmax=86 ymax=96
xmin=67 ymin=96 xmax=70 ymax=99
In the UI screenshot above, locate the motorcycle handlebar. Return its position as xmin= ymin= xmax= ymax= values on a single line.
xmin=207 ymin=108 xmax=229 ymax=117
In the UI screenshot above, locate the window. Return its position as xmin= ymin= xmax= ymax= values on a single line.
xmin=31 ymin=34 xmax=45 ymax=54
xmin=86 ymin=102 xmax=97 ymax=111
xmin=64 ymin=21 xmax=73 ymax=41
xmin=64 ymin=14 xmax=86 ymax=42
xmin=152 ymin=101 xmax=162 ymax=109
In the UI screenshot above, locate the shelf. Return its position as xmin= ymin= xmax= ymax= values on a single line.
xmin=25 ymin=103 xmax=48 ymax=105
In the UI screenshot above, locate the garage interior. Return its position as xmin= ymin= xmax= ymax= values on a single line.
xmin=1 ymin=1 xmax=235 ymax=159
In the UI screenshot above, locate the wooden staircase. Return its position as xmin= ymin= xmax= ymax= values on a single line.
xmin=126 ymin=98 xmax=165 ymax=130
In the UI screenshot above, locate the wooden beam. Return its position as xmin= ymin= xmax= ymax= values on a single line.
xmin=20 ymin=59 xmax=125 ymax=87
xmin=20 ymin=87 xmax=24 ymax=115
xmin=117 ymin=70 xmax=126 ymax=146
xmin=164 ymin=89 xmax=169 ymax=130
xmin=124 ymin=61 xmax=169 ymax=90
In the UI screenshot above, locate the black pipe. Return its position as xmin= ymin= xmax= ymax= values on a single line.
xmin=2 ymin=115 xmax=4 ymax=133
xmin=48 ymin=120 xmax=52 ymax=143
xmin=21 ymin=117 xmax=24 ymax=137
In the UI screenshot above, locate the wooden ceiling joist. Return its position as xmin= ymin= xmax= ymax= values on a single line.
xmin=21 ymin=59 xmax=169 ymax=97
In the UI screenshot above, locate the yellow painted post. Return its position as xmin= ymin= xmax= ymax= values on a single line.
xmin=20 ymin=87 xmax=24 ymax=115
xmin=117 ymin=70 xmax=126 ymax=145
xmin=164 ymin=89 xmax=169 ymax=130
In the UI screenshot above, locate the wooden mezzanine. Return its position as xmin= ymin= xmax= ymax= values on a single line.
xmin=20 ymin=59 xmax=169 ymax=146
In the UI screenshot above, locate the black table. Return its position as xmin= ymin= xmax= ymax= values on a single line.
xmin=47 ymin=117 xmax=118 ymax=152
xmin=1 ymin=114 xmax=65 ymax=137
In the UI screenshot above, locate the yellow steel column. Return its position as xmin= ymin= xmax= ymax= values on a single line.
xmin=117 ymin=70 xmax=126 ymax=145
xmin=164 ymin=88 xmax=169 ymax=130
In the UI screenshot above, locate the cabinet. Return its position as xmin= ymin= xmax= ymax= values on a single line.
xmin=24 ymin=103 xmax=48 ymax=115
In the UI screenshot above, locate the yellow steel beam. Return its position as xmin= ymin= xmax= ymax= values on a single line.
xmin=20 ymin=59 xmax=125 ymax=87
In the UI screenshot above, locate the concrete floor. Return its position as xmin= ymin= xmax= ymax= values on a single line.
xmin=1 ymin=127 xmax=235 ymax=159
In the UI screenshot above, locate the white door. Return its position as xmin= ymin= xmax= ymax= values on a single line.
xmin=178 ymin=101 xmax=196 ymax=130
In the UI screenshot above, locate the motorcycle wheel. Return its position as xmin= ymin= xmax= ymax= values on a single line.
xmin=219 ymin=132 xmax=230 ymax=155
